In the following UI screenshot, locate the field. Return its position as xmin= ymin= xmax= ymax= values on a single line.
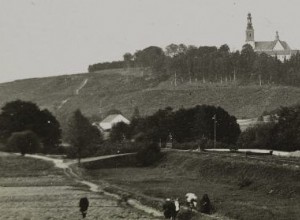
xmin=0 ymin=152 xmax=162 ymax=220
xmin=79 ymin=151 xmax=300 ymax=220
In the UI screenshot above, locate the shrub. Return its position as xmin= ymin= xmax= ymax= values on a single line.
xmin=237 ymin=123 xmax=275 ymax=150
xmin=95 ymin=141 xmax=141 ymax=156
xmin=136 ymin=142 xmax=162 ymax=166
xmin=7 ymin=130 xmax=41 ymax=155
xmin=172 ymin=141 xmax=198 ymax=150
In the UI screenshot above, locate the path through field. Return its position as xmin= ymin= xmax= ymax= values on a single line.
xmin=57 ymin=78 xmax=89 ymax=110
xmin=26 ymin=154 xmax=163 ymax=218
xmin=0 ymin=153 xmax=162 ymax=220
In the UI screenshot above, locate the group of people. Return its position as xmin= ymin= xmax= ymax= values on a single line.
xmin=79 ymin=193 xmax=211 ymax=219
xmin=162 ymin=193 xmax=212 ymax=219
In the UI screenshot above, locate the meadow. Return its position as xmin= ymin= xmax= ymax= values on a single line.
xmin=0 ymin=152 xmax=162 ymax=220
xmin=80 ymin=151 xmax=300 ymax=220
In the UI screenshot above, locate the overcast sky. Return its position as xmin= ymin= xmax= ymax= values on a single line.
xmin=1 ymin=0 xmax=300 ymax=83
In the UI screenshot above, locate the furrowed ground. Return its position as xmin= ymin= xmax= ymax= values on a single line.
xmin=79 ymin=150 xmax=300 ymax=220
xmin=0 ymin=152 xmax=162 ymax=220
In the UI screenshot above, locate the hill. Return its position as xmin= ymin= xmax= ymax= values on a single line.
xmin=0 ymin=69 xmax=300 ymax=132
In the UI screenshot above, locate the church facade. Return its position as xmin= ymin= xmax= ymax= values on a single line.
xmin=245 ymin=13 xmax=298 ymax=61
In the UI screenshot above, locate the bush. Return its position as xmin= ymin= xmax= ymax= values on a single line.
xmin=172 ymin=141 xmax=198 ymax=150
xmin=7 ymin=130 xmax=41 ymax=155
xmin=95 ymin=141 xmax=141 ymax=156
xmin=237 ymin=123 xmax=275 ymax=150
xmin=136 ymin=142 xmax=163 ymax=166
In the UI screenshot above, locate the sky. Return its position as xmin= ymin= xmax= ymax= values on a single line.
xmin=1 ymin=0 xmax=300 ymax=83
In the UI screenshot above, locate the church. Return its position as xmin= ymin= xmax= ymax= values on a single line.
xmin=245 ymin=13 xmax=298 ymax=61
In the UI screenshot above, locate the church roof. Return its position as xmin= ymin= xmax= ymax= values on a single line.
xmin=256 ymin=49 xmax=299 ymax=56
xmin=254 ymin=40 xmax=291 ymax=51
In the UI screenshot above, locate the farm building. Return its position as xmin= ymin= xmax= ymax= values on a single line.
xmin=93 ymin=114 xmax=130 ymax=131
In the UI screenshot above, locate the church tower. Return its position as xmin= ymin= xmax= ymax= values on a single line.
xmin=245 ymin=13 xmax=255 ymax=48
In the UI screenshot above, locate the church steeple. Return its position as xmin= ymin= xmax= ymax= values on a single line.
xmin=246 ymin=13 xmax=255 ymax=45
xmin=275 ymin=31 xmax=280 ymax=41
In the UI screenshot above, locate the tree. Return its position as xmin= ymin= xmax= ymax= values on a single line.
xmin=0 ymin=100 xmax=61 ymax=153
xmin=134 ymin=46 xmax=166 ymax=74
xmin=131 ymin=106 xmax=141 ymax=120
xmin=7 ymin=130 xmax=41 ymax=156
xmin=123 ymin=52 xmax=133 ymax=69
xmin=237 ymin=105 xmax=300 ymax=151
xmin=110 ymin=122 xmax=130 ymax=142
xmin=136 ymin=142 xmax=162 ymax=166
xmin=272 ymin=105 xmax=300 ymax=151
xmin=67 ymin=110 xmax=103 ymax=160
xmin=129 ymin=105 xmax=240 ymax=146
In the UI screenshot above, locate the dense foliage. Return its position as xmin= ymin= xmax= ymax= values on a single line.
xmin=66 ymin=109 xmax=103 ymax=158
xmin=88 ymin=61 xmax=124 ymax=72
xmin=136 ymin=142 xmax=162 ymax=166
xmin=0 ymin=100 xmax=61 ymax=153
xmin=7 ymin=130 xmax=41 ymax=155
xmin=237 ymin=105 xmax=300 ymax=151
xmin=89 ymin=43 xmax=300 ymax=86
xmin=110 ymin=105 xmax=240 ymax=146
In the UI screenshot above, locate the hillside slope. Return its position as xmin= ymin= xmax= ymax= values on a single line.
xmin=0 ymin=69 xmax=300 ymax=128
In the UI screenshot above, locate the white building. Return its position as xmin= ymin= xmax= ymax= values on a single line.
xmin=96 ymin=114 xmax=130 ymax=131
xmin=245 ymin=13 xmax=299 ymax=61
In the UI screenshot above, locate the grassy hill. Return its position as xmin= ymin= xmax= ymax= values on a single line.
xmin=0 ymin=69 xmax=300 ymax=131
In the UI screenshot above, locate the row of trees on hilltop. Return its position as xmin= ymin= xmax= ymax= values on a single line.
xmin=88 ymin=43 xmax=300 ymax=86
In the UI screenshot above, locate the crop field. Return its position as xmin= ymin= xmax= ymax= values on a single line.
xmin=0 ymin=153 xmax=161 ymax=220
xmin=80 ymin=151 xmax=300 ymax=220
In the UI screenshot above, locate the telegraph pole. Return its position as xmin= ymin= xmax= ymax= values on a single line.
xmin=212 ymin=114 xmax=217 ymax=148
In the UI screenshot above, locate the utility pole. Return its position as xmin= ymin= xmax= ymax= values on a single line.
xmin=212 ymin=114 xmax=217 ymax=149
xmin=259 ymin=74 xmax=262 ymax=86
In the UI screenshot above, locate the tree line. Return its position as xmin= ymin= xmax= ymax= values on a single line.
xmin=88 ymin=43 xmax=300 ymax=86
xmin=1 ymin=100 xmax=298 ymax=158
xmin=110 ymin=105 xmax=241 ymax=146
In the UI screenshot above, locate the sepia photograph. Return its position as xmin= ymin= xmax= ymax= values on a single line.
xmin=0 ymin=0 xmax=299 ymax=219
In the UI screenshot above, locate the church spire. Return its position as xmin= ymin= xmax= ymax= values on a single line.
xmin=275 ymin=31 xmax=280 ymax=40
xmin=247 ymin=13 xmax=253 ymax=29
xmin=246 ymin=13 xmax=255 ymax=45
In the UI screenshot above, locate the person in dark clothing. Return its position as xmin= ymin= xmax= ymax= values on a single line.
xmin=162 ymin=198 xmax=176 ymax=219
xmin=79 ymin=197 xmax=89 ymax=218
xmin=200 ymin=194 xmax=212 ymax=214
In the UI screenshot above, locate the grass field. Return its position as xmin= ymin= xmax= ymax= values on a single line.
xmin=0 ymin=152 xmax=162 ymax=220
xmin=80 ymin=151 xmax=300 ymax=220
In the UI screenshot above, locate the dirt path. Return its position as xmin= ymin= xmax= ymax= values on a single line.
xmin=25 ymin=154 xmax=163 ymax=218
xmin=57 ymin=78 xmax=88 ymax=110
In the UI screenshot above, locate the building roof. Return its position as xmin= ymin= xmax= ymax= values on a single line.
xmin=101 ymin=114 xmax=123 ymax=123
xmin=254 ymin=40 xmax=291 ymax=51
xmin=256 ymin=49 xmax=300 ymax=56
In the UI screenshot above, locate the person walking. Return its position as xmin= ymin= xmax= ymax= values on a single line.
xmin=79 ymin=197 xmax=89 ymax=218
xmin=200 ymin=194 xmax=212 ymax=214
xmin=163 ymin=198 xmax=176 ymax=220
